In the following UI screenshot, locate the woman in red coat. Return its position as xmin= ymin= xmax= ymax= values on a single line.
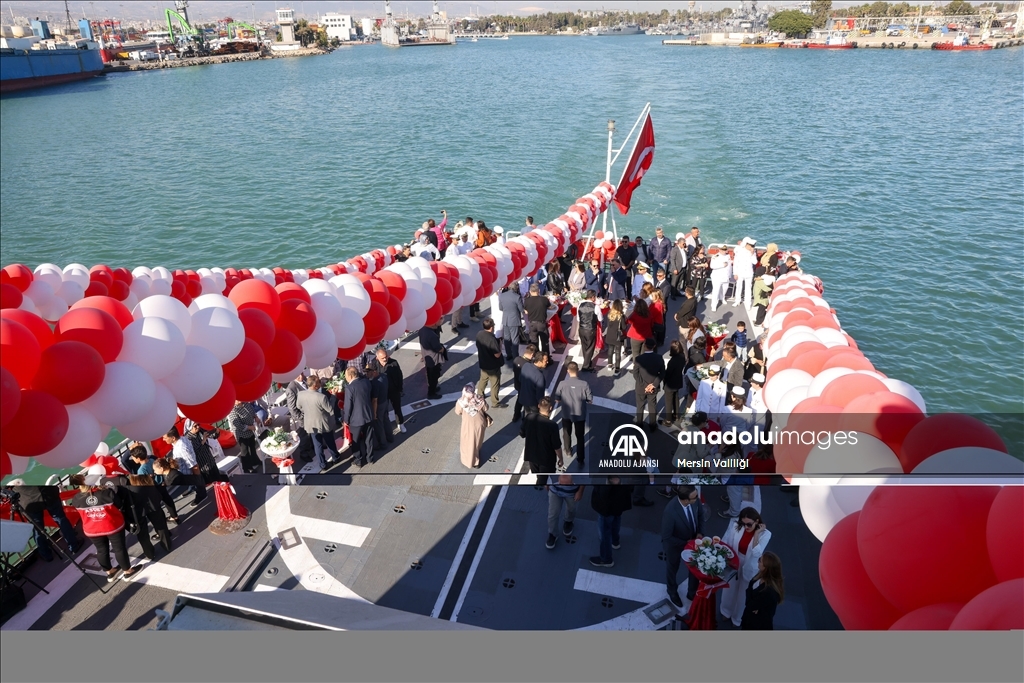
xmin=626 ymin=299 xmax=654 ymax=363
xmin=68 ymin=474 xmax=140 ymax=582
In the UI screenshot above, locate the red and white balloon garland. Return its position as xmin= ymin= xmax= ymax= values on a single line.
xmin=0 ymin=182 xmax=615 ymax=476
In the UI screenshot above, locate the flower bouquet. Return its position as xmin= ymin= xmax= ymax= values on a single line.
xmin=694 ymin=365 xmax=711 ymax=382
xmin=705 ymin=322 xmax=728 ymax=338
xmin=682 ymin=475 xmax=722 ymax=487
xmin=324 ymin=376 xmax=346 ymax=394
xmin=687 ymin=535 xmax=736 ymax=579
xmin=260 ymin=427 xmax=297 ymax=455
xmin=565 ymin=290 xmax=587 ymax=309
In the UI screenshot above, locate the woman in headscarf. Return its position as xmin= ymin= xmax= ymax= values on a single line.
xmin=759 ymin=243 xmax=779 ymax=273
xmin=454 ymin=384 xmax=493 ymax=469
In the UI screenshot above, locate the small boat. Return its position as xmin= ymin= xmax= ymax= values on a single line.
xmin=933 ymin=31 xmax=992 ymax=50
xmin=781 ymin=40 xmax=808 ymax=48
xmin=740 ymin=40 xmax=783 ymax=48
xmin=807 ymin=32 xmax=854 ymax=49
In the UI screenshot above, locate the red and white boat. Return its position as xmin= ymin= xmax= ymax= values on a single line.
xmin=807 ymin=32 xmax=854 ymax=49
xmin=933 ymin=31 xmax=992 ymax=50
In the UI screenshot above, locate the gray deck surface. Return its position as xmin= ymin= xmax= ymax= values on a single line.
xmin=4 ymin=289 xmax=840 ymax=631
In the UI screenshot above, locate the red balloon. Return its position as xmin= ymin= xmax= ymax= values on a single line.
xmin=109 ymin=280 xmax=130 ymax=301
xmin=171 ymin=269 xmax=188 ymax=285
xmin=1 ymin=309 xmax=54 ymax=351
xmin=31 ymin=341 xmax=105 ymax=405
xmin=858 ymin=486 xmax=1000 ymax=612
xmin=277 ymin=299 xmax=316 ymax=341
xmin=170 ymin=280 xmax=186 ymax=300
xmin=54 ymin=307 xmax=123 ymax=363
xmin=223 ymin=338 xmax=266 ymax=386
xmin=786 ymin=340 xmax=827 ymax=358
xmin=781 ymin=308 xmax=814 ymax=327
xmin=987 ymin=487 xmax=1024 ymax=583
xmin=1 ymin=366 xmax=21 ymax=428
xmin=819 ymin=512 xmax=905 ymax=630
xmin=112 ymin=267 xmax=133 ymax=285
xmin=88 ymin=268 xmax=113 ymax=289
xmin=473 ymin=286 xmax=486 ymax=304
xmin=772 ymin=299 xmax=796 ymax=315
xmin=0 ymin=319 xmax=42 ymax=387
xmin=179 ymin=374 xmax=236 ymax=423
xmin=434 ymin=277 xmax=453 ymax=304
xmin=375 ymin=271 xmax=408 ymax=301
xmin=0 ymin=283 xmax=23 ymax=309
xmin=449 ymin=275 xmax=462 ymax=300
xmin=351 ymin=272 xmax=371 ymax=284
xmin=275 ymin=282 xmax=311 ymax=304
xmin=425 ymin=301 xmax=442 ymax=328
xmin=234 ymin=361 xmax=273 ymax=401
xmin=1 ymin=264 xmax=33 ymax=292
xmin=949 ymin=579 xmax=1024 ymax=630
xmin=819 ymin=374 xmax=888 ymax=408
xmin=267 ymin=328 xmax=303 ymax=374
xmin=70 ymin=296 xmax=134 ymax=329
xmin=84 ymin=280 xmax=109 ymax=298
xmin=384 ymin=294 xmax=403 ymax=326
xmin=362 ymin=302 xmax=390 ymax=345
xmin=821 ymin=351 xmax=874 ymax=373
xmin=4 ymin=390 xmax=69 ymax=457
xmin=790 ymin=349 xmax=833 ymax=376
xmin=773 ymin=403 xmax=844 ymax=473
xmin=337 ymin=340 xmax=366 ymax=361
xmin=899 ymin=414 xmax=1008 ymax=473
xmin=807 ymin=314 xmax=841 ymax=331
xmin=238 ymin=308 xmax=276 ymax=352
xmin=889 ymin=603 xmax=963 ymax=630
xmin=229 ymin=279 xmax=282 ymax=322
xmin=363 ymin=278 xmax=390 ymax=306
xmin=766 ymin=355 xmax=795 ymax=374
xmin=838 ymin=391 xmax=924 ymax=457
xmin=185 ymin=279 xmax=202 ymax=298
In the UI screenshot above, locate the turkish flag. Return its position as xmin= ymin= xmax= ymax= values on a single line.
xmin=613 ymin=112 xmax=655 ymax=215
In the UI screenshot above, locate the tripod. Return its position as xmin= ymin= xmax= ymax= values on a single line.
xmin=4 ymin=495 xmax=111 ymax=594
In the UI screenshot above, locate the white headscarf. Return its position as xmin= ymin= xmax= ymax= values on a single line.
xmin=457 ymin=383 xmax=486 ymax=417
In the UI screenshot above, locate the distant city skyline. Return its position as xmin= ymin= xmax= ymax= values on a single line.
xmin=1 ymin=1 xmax=856 ymax=25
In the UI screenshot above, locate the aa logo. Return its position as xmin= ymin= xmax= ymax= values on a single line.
xmin=608 ymin=424 xmax=648 ymax=459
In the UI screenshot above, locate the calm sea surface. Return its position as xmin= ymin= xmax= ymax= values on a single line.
xmin=2 ymin=37 xmax=1022 ymax=415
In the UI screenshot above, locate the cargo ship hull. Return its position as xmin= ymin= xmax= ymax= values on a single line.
xmin=0 ymin=48 xmax=105 ymax=94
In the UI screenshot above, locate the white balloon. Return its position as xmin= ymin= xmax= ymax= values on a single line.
xmin=131 ymin=266 xmax=154 ymax=280
xmin=881 ymin=378 xmax=926 ymax=413
xmin=134 ymin=294 xmax=192 ymax=338
xmin=403 ymin=288 xmax=426 ymax=330
xmin=776 ymin=385 xmax=811 ymax=415
xmin=63 ymin=264 xmax=91 ymax=289
xmin=332 ymin=307 xmax=365 ymax=348
xmin=55 ymin=280 xmax=85 ymax=306
xmin=384 ymin=315 xmax=407 ymax=341
xmin=188 ymin=305 xmax=245 ymax=364
xmin=209 ymin=269 xmax=226 ymax=291
xmin=806 ymin=367 xmax=856 ymax=398
xmin=116 ymin=382 xmax=179 ymax=442
xmin=762 ymin=368 xmax=813 ymax=413
xmin=150 ymin=278 xmax=172 ymax=296
xmin=310 ymin=290 xmax=344 ymax=326
xmin=118 ymin=316 xmax=187 ymax=380
xmin=199 ymin=275 xmax=219 ymax=295
xmin=272 ymin=353 xmax=307 ymax=384
xmin=162 ymin=345 xmax=223 ymax=405
xmin=82 ymin=361 xmax=157 ymax=426
xmin=301 ymin=319 xmax=336 ymax=363
xmin=151 ymin=266 xmax=172 ymax=282
xmin=94 ymin=442 xmax=110 ymax=456
xmin=780 ymin=331 xmax=821 ymax=357
xmin=338 ymin=283 xmax=371 ymax=318
xmin=814 ymin=327 xmax=849 ymax=348
xmin=129 ymin=275 xmax=152 ymax=301
xmin=23 ymin=279 xmax=55 ymax=305
xmin=31 ymin=405 xmax=103 ymax=469
xmin=305 ymin=278 xmax=338 ymax=296
xmin=192 ymin=293 xmax=236 ymax=313
xmin=33 ymin=264 xmax=64 ymax=291
xmin=17 ymin=295 xmax=38 ymax=314
xmin=803 ymin=433 xmax=902 ymax=475
xmin=292 ymin=269 xmax=308 ymax=284
xmin=122 ymin=292 xmax=139 ymax=312
xmin=419 ymin=280 xmax=437 ymax=309
xmin=799 ymin=484 xmax=848 ymax=543
xmin=36 ymin=296 xmax=68 ymax=322
xmin=911 ymin=447 xmax=1024 ymax=475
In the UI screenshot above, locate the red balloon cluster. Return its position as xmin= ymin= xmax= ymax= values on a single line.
xmin=820 ymin=486 xmax=1023 ymax=630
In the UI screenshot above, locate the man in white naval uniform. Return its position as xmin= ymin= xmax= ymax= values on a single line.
xmin=746 ymin=372 xmax=769 ymax=430
xmin=732 ymin=237 xmax=757 ymax=309
xmin=694 ymin=365 xmax=728 ymax=419
xmin=707 ymin=250 xmax=732 ymax=312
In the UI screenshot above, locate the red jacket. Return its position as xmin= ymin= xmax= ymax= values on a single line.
xmin=626 ymin=312 xmax=654 ymax=342
xmin=70 ymin=487 xmax=125 ymax=537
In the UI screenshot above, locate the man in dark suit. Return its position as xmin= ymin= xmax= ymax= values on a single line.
xmin=674 ymin=287 xmax=698 ymax=337
xmin=419 ymin=320 xmax=446 ymax=399
xmin=284 ymin=371 xmax=307 ymax=428
xmin=520 ymin=397 xmax=562 ymax=487
xmin=661 ymin=484 xmax=703 ymax=609
xmin=497 ymin=285 xmax=525 ymax=362
xmin=512 ymin=344 xmax=537 ymax=422
xmin=576 ymin=290 xmax=599 ymax=372
xmin=342 ymin=367 xmax=375 ymax=467
xmin=608 ymin=259 xmax=630 ymax=301
xmin=634 ymin=338 xmax=665 ymax=429
xmin=654 ymin=268 xmax=671 ymax=303
xmin=668 ymin=235 xmax=688 ymax=299
xmin=584 ymin=258 xmax=607 ymax=298
xmin=475 ymin=317 xmax=504 ymax=408
xmin=518 ymin=352 xmax=549 ymax=417
xmin=523 ymin=283 xmax=554 ymax=356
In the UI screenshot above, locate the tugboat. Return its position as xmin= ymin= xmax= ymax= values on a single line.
xmin=933 ymin=31 xmax=992 ymax=50
xmin=806 ymin=31 xmax=854 ymax=49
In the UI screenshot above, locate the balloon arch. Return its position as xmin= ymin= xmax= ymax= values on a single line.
xmin=2 ymin=180 xmax=1021 ymax=629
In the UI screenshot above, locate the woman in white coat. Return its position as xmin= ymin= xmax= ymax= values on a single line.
xmin=720 ymin=506 xmax=771 ymax=628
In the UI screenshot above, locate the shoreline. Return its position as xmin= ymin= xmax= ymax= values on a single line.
xmin=103 ymin=47 xmax=330 ymax=73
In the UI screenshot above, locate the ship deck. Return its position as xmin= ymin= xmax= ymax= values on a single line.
xmin=2 ymin=284 xmax=841 ymax=632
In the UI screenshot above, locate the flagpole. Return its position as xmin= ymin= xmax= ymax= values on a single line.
xmin=601 ymin=118 xmax=615 ymax=265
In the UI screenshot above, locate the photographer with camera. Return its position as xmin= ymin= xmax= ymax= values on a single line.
xmin=6 ymin=483 xmax=83 ymax=562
